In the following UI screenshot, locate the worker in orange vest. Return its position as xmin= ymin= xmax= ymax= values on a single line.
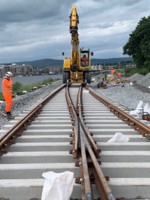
xmin=117 ymin=71 xmax=122 ymax=79
xmin=2 ymin=71 xmax=15 ymax=119
xmin=110 ymin=68 xmax=115 ymax=75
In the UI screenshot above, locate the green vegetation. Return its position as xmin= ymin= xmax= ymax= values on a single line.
xmin=13 ymin=78 xmax=55 ymax=95
xmin=13 ymin=82 xmax=23 ymax=95
xmin=0 ymin=78 xmax=58 ymax=100
xmin=0 ymin=93 xmax=3 ymax=101
xmin=123 ymin=16 xmax=150 ymax=70
xmin=125 ymin=67 xmax=149 ymax=77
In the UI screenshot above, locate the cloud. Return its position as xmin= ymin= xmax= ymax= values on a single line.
xmin=0 ymin=0 xmax=149 ymax=63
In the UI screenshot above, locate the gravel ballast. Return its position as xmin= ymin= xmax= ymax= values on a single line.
xmin=93 ymin=73 xmax=150 ymax=111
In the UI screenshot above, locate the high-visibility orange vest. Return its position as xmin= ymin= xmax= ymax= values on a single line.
xmin=117 ymin=72 xmax=122 ymax=78
xmin=2 ymin=78 xmax=13 ymax=95
xmin=110 ymin=69 xmax=115 ymax=75
xmin=2 ymin=77 xmax=13 ymax=112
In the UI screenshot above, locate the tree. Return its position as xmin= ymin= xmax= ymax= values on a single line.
xmin=123 ymin=16 xmax=150 ymax=68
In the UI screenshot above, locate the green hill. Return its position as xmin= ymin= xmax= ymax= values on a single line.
xmin=1 ymin=57 xmax=132 ymax=68
xmin=17 ymin=58 xmax=63 ymax=68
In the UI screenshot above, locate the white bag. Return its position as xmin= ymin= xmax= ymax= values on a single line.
xmin=129 ymin=82 xmax=134 ymax=85
xmin=41 ymin=171 xmax=74 ymax=200
xmin=108 ymin=132 xmax=129 ymax=143
xmin=129 ymin=110 xmax=139 ymax=116
xmin=144 ymin=103 xmax=150 ymax=114
xmin=135 ymin=100 xmax=143 ymax=113
xmin=129 ymin=100 xmax=143 ymax=116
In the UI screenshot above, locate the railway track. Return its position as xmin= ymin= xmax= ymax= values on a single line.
xmin=0 ymin=84 xmax=150 ymax=199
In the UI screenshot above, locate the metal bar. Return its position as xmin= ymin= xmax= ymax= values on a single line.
xmin=80 ymin=130 xmax=92 ymax=200
xmin=65 ymin=86 xmax=79 ymax=158
xmin=86 ymin=142 xmax=115 ymax=200
xmin=78 ymin=86 xmax=100 ymax=157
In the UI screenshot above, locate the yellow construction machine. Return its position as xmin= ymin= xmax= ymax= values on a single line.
xmin=63 ymin=5 xmax=93 ymax=84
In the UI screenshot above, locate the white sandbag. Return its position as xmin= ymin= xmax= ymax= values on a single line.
xmin=107 ymin=132 xmax=129 ymax=143
xmin=130 ymin=100 xmax=143 ymax=116
xmin=129 ymin=110 xmax=139 ymax=116
xmin=135 ymin=100 xmax=143 ymax=113
xmin=129 ymin=82 xmax=134 ymax=85
xmin=41 ymin=171 xmax=74 ymax=200
xmin=144 ymin=103 xmax=150 ymax=114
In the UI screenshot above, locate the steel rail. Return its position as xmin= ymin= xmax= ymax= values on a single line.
xmin=65 ymin=86 xmax=79 ymax=158
xmin=86 ymin=142 xmax=115 ymax=200
xmin=80 ymin=133 xmax=93 ymax=200
xmin=76 ymin=85 xmax=95 ymax=200
xmin=0 ymin=84 xmax=65 ymax=154
xmin=88 ymin=87 xmax=150 ymax=136
xmin=78 ymin=85 xmax=115 ymax=200
xmin=77 ymin=86 xmax=101 ymax=157
xmin=65 ymin=85 xmax=93 ymax=199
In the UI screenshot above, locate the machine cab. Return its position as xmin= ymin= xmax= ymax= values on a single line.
xmin=80 ymin=50 xmax=90 ymax=67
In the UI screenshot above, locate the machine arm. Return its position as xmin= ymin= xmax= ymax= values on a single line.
xmin=70 ymin=5 xmax=80 ymax=70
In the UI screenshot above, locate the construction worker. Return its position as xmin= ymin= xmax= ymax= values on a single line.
xmin=2 ymin=71 xmax=15 ymax=119
xmin=117 ymin=71 xmax=122 ymax=79
xmin=110 ymin=68 xmax=115 ymax=75
xmin=81 ymin=54 xmax=89 ymax=66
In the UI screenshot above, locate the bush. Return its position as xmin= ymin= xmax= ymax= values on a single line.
xmin=41 ymin=78 xmax=53 ymax=85
xmin=125 ymin=67 xmax=149 ymax=76
xmin=13 ymin=82 xmax=23 ymax=95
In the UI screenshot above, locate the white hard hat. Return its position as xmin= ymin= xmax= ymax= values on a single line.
xmin=6 ymin=71 xmax=13 ymax=77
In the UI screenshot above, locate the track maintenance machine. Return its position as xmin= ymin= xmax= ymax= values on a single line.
xmin=63 ymin=5 xmax=93 ymax=84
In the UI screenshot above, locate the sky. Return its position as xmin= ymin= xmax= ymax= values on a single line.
xmin=0 ymin=0 xmax=149 ymax=63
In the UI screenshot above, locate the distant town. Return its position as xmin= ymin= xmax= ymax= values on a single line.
xmin=0 ymin=63 xmax=62 ymax=77
xmin=0 ymin=58 xmax=135 ymax=77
